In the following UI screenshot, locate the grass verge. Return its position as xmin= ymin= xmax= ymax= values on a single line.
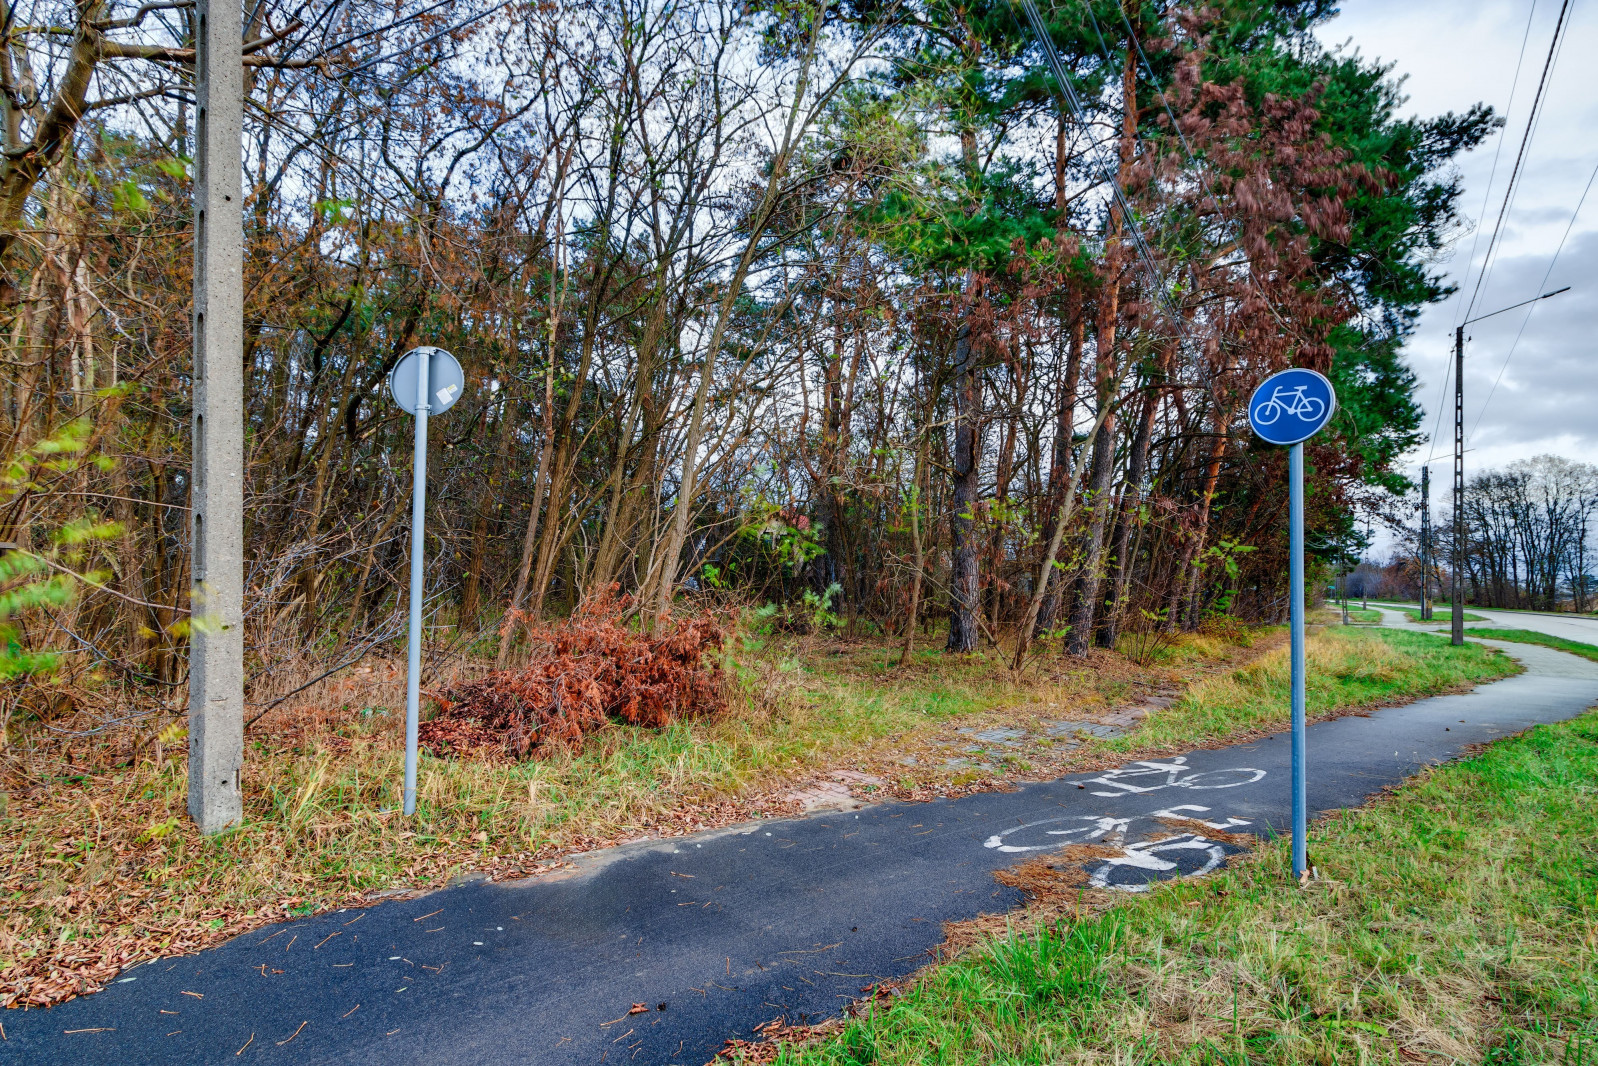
xmin=0 ymin=629 xmax=1253 ymax=1008
xmin=1091 ymin=627 xmax=1515 ymax=757
xmin=753 ymin=708 xmax=1598 ymax=1065
xmin=1405 ymin=609 xmax=1487 ymax=623
xmin=1467 ymin=629 xmax=1598 ymax=663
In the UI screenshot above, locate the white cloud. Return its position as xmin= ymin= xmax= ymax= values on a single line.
xmin=1317 ymin=0 xmax=1598 ymax=483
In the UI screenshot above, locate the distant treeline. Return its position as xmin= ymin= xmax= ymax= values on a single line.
xmin=1357 ymin=456 xmax=1597 ymax=613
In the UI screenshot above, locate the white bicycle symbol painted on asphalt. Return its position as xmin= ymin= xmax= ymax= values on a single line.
xmin=1251 ymin=384 xmax=1326 ymax=426
xmin=983 ymin=804 xmax=1255 ymax=891
xmin=1076 ymin=756 xmax=1265 ymax=797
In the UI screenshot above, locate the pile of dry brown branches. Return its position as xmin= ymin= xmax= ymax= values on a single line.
xmin=420 ymin=589 xmax=727 ymax=759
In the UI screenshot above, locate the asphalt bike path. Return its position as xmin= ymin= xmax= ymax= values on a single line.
xmin=1372 ymin=602 xmax=1598 ymax=644
xmin=8 ymin=637 xmax=1597 ymax=1065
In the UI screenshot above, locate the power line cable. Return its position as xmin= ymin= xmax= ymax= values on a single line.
xmin=1463 ymin=0 xmax=1572 ymax=322
xmin=1015 ymin=0 xmax=1197 ymax=355
xmin=1472 ymin=13 xmax=1571 ymax=307
xmin=1425 ymin=0 xmax=1541 ymax=466
xmin=1451 ymin=0 xmax=1539 ymax=330
xmin=1421 ymin=352 xmax=1452 ymax=466
xmin=1425 ymin=0 xmax=1558 ymax=466
xmin=1469 ymin=154 xmax=1598 ymax=438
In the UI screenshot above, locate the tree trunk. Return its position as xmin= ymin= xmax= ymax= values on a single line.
xmin=1172 ymin=404 xmax=1232 ymax=629
xmin=945 ymin=320 xmax=982 ymax=654
xmin=1097 ymin=369 xmax=1161 ymax=648
xmin=649 ymin=24 xmax=825 ymax=623
xmin=899 ymin=427 xmax=929 ymax=667
xmin=1036 ymin=314 xmax=1084 ymax=636
xmin=462 ymin=382 xmax=518 ymax=620
xmin=338 ymin=501 xmax=404 ymax=650
xmin=499 ymin=354 xmax=558 ymax=665
xmin=986 ymin=372 xmax=1018 ymax=638
xmin=591 ymin=290 xmax=671 ymax=591
xmin=1065 ymin=396 xmax=1116 ymax=657
xmin=0 ymin=1 xmax=106 ymax=266
xmin=1064 ymin=41 xmax=1135 ymax=657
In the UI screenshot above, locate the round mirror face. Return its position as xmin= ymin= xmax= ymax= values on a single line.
xmin=1247 ymin=368 xmax=1337 ymax=446
xmin=389 ymin=347 xmax=465 ymax=416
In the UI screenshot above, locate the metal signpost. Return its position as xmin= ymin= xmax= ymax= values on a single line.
xmin=389 ymin=346 xmax=465 ymax=815
xmin=1247 ymin=367 xmax=1337 ymax=881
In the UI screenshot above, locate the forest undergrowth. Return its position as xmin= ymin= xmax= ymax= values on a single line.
xmin=0 ymin=621 xmax=1511 ymax=1011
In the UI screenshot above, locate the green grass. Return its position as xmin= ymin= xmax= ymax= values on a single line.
xmin=1459 ymin=604 xmax=1598 ymax=620
xmin=1340 ymin=606 xmax=1383 ymax=623
xmin=1099 ymin=627 xmax=1517 ymax=755
xmin=1405 ymin=608 xmax=1487 ymax=623
xmin=762 ymin=709 xmax=1598 ymax=1065
xmin=1467 ymin=629 xmax=1598 ymax=663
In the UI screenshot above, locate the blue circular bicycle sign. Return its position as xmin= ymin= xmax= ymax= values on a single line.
xmin=1247 ymin=368 xmax=1337 ymax=446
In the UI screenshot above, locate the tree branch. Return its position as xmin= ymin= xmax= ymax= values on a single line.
xmin=96 ymin=0 xmax=194 ymax=31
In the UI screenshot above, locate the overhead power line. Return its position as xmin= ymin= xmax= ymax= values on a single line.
xmin=1422 ymin=353 xmax=1452 ymax=466
xmin=1473 ymin=13 xmax=1571 ymax=309
xmin=1452 ymin=0 xmax=1540 ymax=331
xmin=1469 ymin=155 xmax=1598 ymax=438
xmin=1014 ymin=0 xmax=1196 ymax=354
xmin=1426 ymin=0 xmax=1568 ymax=467
xmin=1463 ymin=0 xmax=1572 ymax=323
xmin=1427 ymin=0 xmax=1540 ymax=463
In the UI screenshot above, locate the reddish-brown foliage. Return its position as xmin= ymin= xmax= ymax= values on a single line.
xmin=421 ymin=588 xmax=727 ymax=759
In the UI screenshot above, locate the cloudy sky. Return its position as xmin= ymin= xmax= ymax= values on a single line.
xmin=1315 ymin=0 xmax=1596 ymax=482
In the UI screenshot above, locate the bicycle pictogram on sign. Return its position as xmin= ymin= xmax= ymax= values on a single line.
xmin=1251 ymin=384 xmax=1326 ymax=426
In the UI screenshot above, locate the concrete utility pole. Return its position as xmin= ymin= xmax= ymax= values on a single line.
xmin=1419 ymin=464 xmax=1431 ymax=621
xmin=1452 ymin=326 xmax=1465 ymax=646
xmin=1451 ymin=285 xmax=1571 ymax=646
xmin=1362 ymin=516 xmax=1370 ymax=610
xmin=188 ymin=0 xmax=245 ymax=833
